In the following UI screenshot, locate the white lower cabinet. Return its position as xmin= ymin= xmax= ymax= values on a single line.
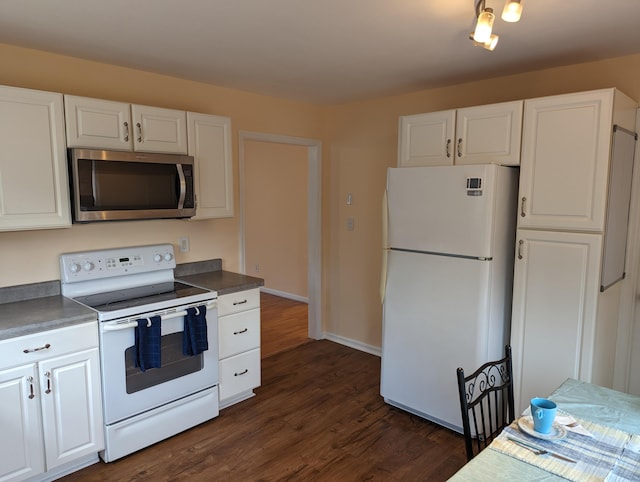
xmin=217 ymin=288 xmax=261 ymax=408
xmin=0 ymin=322 xmax=104 ymax=482
xmin=510 ymin=229 xmax=602 ymax=413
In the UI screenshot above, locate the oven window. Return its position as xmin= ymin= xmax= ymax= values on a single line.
xmin=78 ymin=159 xmax=178 ymax=210
xmin=124 ymin=332 xmax=203 ymax=394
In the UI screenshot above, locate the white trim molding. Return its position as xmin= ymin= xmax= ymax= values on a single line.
xmin=238 ymin=130 xmax=322 ymax=340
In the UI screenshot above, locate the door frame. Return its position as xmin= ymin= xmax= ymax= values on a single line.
xmin=238 ymin=130 xmax=322 ymax=340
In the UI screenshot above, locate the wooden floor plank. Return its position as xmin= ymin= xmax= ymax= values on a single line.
xmin=260 ymin=292 xmax=310 ymax=358
xmin=61 ymin=340 xmax=467 ymax=481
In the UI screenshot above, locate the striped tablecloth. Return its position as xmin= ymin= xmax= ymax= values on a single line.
xmin=491 ymin=417 xmax=640 ymax=481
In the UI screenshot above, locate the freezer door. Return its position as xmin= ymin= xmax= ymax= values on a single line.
xmin=380 ymin=250 xmax=508 ymax=432
xmin=387 ymin=164 xmax=508 ymax=258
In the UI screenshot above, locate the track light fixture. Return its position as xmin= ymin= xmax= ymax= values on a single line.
xmin=470 ymin=0 xmax=524 ymax=51
xmin=501 ymin=0 xmax=523 ymax=22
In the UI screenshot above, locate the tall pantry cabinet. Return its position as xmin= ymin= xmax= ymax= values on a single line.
xmin=510 ymin=88 xmax=638 ymax=412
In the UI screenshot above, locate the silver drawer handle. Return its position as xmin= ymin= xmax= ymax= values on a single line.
xmin=233 ymin=300 xmax=248 ymax=306
xmin=123 ymin=121 xmax=129 ymax=142
xmin=233 ymin=328 xmax=248 ymax=335
xmin=23 ymin=343 xmax=51 ymax=354
xmin=518 ymin=239 xmax=524 ymax=260
xmin=234 ymin=369 xmax=249 ymax=377
xmin=27 ymin=376 xmax=35 ymax=399
xmin=45 ymin=371 xmax=52 ymax=394
xmin=137 ymin=122 xmax=142 ymax=142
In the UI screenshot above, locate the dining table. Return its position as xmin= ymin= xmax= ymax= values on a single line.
xmin=449 ymin=378 xmax=640 ymax=481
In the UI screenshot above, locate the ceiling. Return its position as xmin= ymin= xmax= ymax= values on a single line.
xmin=1 ymin=0 xmax=639 ymax=104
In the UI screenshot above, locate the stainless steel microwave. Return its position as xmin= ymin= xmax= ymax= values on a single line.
xmin=68 ymin=148 xmax=196 ymax=222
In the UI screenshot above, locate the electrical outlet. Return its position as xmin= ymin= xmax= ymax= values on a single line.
xmin=179 ymin=236 xmax=190 ymax=253
xmin=255 ymin=263 xmax=260 ymax=272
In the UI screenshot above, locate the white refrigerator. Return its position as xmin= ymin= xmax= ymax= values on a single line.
xmin=380 ymin=164 xmax=518 ymax=433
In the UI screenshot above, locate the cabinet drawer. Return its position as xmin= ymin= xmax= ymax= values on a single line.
xmin=0 ymin=322 xmax=98 ymax=369
xmin=219 ymin=309 xmax=260 ymax=359
xmin=219 ymin=348 xmax=261 ymax=401
xmin=217 ymin=288 xmax=260 ymax=316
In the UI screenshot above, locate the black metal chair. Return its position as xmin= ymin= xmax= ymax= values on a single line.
xmin=456 ymin=345 xmax=515 ymax=461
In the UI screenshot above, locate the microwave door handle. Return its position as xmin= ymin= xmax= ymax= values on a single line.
xmin=176 ymin=164 xmax=186 ymax=209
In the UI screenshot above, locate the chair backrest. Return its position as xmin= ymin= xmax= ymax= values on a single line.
xmin=456 ymin=345 xmax=515 ymax=461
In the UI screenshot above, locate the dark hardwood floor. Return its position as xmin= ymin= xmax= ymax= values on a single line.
xmin=260 ymin=292 xmax=310 ymax=358
xmin=60 ymin=294 xmax=468 ymax=481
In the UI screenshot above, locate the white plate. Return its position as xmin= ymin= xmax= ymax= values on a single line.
xmin=517 ymin=416 xmax=568 ymax=441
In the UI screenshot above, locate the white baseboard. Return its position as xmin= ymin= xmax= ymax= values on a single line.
xmin=260 ymin=287 xmax=309 ymax=303
xmin=322 ymin=332 xmax=381 ymax=357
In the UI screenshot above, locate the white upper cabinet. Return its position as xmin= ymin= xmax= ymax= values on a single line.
xmin=518 ymin=89 xmax=636 ymax=232
xmin=0 ymin=86 xmax=71 ymax=231
xmin=65 ymin=95 xmax=187 ymax=154
xmin=187 ymin=112 xmax=234 ymax=219
xmin=64 ymin=96 xmax=132 ymax=150
xmin=398 ymin=110 xmax=455 ymax=167
xmin=398 ymin=100 xmax=523 ymax=167
xmin=131 ymin=104 xmax=187 ymax=154
xmin=455 ymin=100 xmax=523 ymax=165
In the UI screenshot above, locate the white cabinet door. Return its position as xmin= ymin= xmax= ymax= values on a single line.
xmin=132 ymin=105 xmax=187 ymax=154
xmin=187 ymin=112 xmax=233 ymax=219
xmin=518 ymin=90 xmax=614 ymax=231
xmin=0 ymin=364 xmax=45 ymax=481
xmin=398 ymin=110 xmax=455 ymax=167
xmin=39 ymin=348 xmax=104 ymax=470
xmin=0 ymin=86 xmax=71 ymax=231
xmin=510 ymin=229 xmax=602 ymax=412
xmin=455 ymin=100 xmax=523 ymax=166
xmin=64 ymin=95 xmax=132 ymax=150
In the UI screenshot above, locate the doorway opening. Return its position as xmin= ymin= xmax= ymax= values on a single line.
xmin=238 ymin=131 xmax=322 ymax=342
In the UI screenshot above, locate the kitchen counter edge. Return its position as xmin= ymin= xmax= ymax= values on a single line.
xmin=0 ymin=295 xmax=97 ymax=341
xmin=177 ymin=270 xmax=264 ymax=296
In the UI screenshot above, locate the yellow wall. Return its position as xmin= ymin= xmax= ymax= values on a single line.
xmin=2 ymin=42 xmax=640 ymax=351
xmin=244 ymin=140 xmax=308 ymax=297
xmin=323 ymin=53 xmax=640 ymax=349
xmin=0 ymin=44 xmax=324 ymax=287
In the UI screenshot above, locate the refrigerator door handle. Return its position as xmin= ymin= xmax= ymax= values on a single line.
xmin=381 ymin=190 xmax=389 ymax=303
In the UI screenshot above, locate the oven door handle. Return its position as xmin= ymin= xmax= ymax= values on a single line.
xmin=102 ymin=300 xmax=217 ymax=332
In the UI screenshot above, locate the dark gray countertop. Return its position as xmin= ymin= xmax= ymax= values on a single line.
xmin=0 ymin=258 xmax=263 ymax=341
xmin=178 ymin=270 xmax=264 ymax=295
xmin=0 ymin=295 xmax=96 ymax=341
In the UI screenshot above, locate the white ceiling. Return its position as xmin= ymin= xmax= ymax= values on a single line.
xmin=1 ymin=0 xmax=639 ymax=104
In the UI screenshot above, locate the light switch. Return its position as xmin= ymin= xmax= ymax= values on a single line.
xmin=346 ymin=217 xmax=355 ymax=231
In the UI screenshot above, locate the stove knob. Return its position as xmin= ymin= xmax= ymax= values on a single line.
xmin=154 ymin=254 xmax=163 ymax=263
xmin=83 ymin=261 xmax=95 ymax=272
xmin=69 ymin=263 xmax=81 ymax=273
xmin=164 ymin=252 xmax=173 ymax=262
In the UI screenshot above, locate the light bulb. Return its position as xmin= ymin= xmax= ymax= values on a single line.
xmin=484 ymin=34 xmax=499 ymax=51
xmin=501 ymin=0 xmax=523 ymax=22
xmin=473 ymin=8 xmax=495 ymax=43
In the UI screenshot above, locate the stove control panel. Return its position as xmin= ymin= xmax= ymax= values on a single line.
xmin=60 ymin=244 xmax=177 ymax=284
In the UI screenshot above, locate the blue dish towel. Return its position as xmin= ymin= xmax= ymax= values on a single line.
xmin=134 ymin=315 xmax=162 ymax=371
xmin=183 ymin=305 xmax=208 ymax=356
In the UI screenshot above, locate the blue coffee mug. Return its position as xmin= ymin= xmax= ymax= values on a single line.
xmin=530 ymin=397 xmax=557 ymax=434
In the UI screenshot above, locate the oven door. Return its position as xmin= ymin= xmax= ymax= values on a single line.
xmin=99 ymin=304 xmax=218 ymax=425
